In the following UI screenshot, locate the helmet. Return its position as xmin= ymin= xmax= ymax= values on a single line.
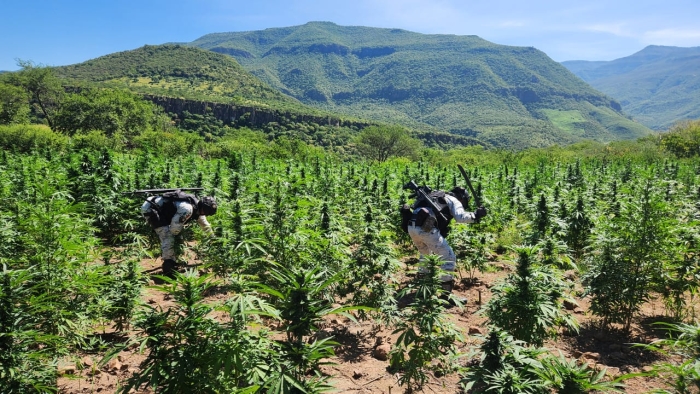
xmin=198 ymin=196 xmax=218 ymax=216
xmin=450 ymin=186 xmax=471 ymax=208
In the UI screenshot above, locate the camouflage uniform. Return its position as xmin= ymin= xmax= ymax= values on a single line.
xmin=407 ymin=194 xmax=477 ymax=282
xmin=141 ymin=196 xmax=213 ymax=263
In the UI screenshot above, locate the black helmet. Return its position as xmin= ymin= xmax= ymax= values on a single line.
xmin=450 ymin=186 xmax=471 ymax=207
xmin=198 ymin=196 xmax=218 ymax=216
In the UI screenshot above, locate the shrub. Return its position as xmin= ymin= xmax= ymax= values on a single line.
xmin=69 ymin=130 xmax=124 ymax=151
xmin=660 ymin=120 xmax=700 ymax=158
xmin=0 ymin=124 xmax=68 ymax=153
xmin=131 ymin=130 xmax=204 ymax=156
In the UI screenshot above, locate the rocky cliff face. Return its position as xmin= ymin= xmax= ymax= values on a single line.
xmin=141 ymin=94 xmax=485 ymax=149
xmin=142 ymin=95 xmax=371 ymax=129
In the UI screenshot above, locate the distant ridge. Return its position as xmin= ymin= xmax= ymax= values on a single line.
xmin=562 ymin=45 xmax=700 ymax=130
xmin=189 ymin=21 xmax=651 ymax=148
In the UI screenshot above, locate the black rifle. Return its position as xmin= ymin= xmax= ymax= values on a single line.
xmin=121 ymin=187 xmax=204 ymax=196
xmin=402 ymin=180 xmax=448 ymax=222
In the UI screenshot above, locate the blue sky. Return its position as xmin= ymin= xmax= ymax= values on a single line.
xmin=2 ymin=0 xmax=699 ymax=71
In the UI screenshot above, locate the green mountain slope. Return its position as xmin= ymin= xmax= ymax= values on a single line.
xmin=189 ymin=21 xmax=651 ymax=148
xmin=54 ymin=44 xmax=310 ymax=112
xmin=562 ymin=45 xmax=700 ymax=130
xmin=51 ymin=44 xmax=488 ymax=150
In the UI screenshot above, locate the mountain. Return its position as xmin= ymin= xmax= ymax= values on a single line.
xmin=562 ymin=45 xmax=700 ymax=130
xmin=188 ymin=21 xmax=651 ymax=149
xmin=52 ymin=44 xmax=487 ymax=149
xmin=54 ymin=44 xmax=307 ymax=112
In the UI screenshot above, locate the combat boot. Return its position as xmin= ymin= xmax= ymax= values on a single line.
xmin=440 ymin=280 xmax=467 ymax=306
xmin=162 ymin=259 xmax=178 ymax=278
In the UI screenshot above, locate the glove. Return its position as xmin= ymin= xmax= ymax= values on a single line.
xmin=474 ymin=206 xmax=488 ymax=220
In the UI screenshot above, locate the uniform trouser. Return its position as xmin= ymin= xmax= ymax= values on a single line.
xmin=154 ymin=226 xmax=176 ymax=261
xmin=407 ymin=224 xmax=456 ymax=282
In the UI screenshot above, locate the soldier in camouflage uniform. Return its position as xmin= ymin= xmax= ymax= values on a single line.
xmin=401 ymin=186 xmax=487 ymax=296
xmin=141 ymin=191 xmax=217 ymax=276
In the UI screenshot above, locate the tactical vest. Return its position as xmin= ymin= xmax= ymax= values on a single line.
xmin=411 ymin=190 xmax=454 ymax=237
xmin=145 ymin=191 xmax=199 ymax=228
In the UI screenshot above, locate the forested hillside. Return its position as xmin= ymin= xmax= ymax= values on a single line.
xmin=188 ymin=21 xmax=651 ymax=148
xmin=54 ymin=44 xmax=307 ymax=112
xmin=562 ymin=45 xmax=700 ymax=130
xmin=51 ymin=45 xmax=487 ymax=150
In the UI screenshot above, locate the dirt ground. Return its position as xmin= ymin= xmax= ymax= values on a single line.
xmin=57 ymin=256 xmax=679 ymax=394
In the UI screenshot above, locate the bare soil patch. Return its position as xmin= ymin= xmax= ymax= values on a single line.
xmin=57 ymin=256 xmax=674 ymax=393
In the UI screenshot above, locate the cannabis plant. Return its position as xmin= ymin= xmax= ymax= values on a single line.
xmin=537 ymin=236 xmax=576 ymax=271
xmin=565 ymin=195 xmax=593 ymax=260
xmin=483 ymin=364 xmax=546 ymax=394
xmin=256 ymin=262 xmax=364 ymax=392
xmin=533 ymin=353 xmax=625 ymax=393
xmin=661 ymin=228 xmax=700 ymax=321
xmin=350 ymin=204 xmax=399 ymax=322
xmin=111 ymin=271 xmax=263 ymax=393
xmin=390 ymin=254 xmax=464 ymax=392
xmin=199 ymin=204 xmax=268 ymax=280
xmin=14 ymin=181 xmax=108 ymax=348
xmin=460 ymin=329 xmax=545 ymax=394
xmin=104 ymin=254 xmax=144 ymax=331
xmin=484 ymin=245 xmax=578 ymax=346
xmin=0 ymin=264 xmax=60 ymax=393
xmin=583 ymin=179 xmax=674 ymax=331
xmin=636 ymin=322 xmax=700 ymax=393
xmin=451 ymin=226 xmax=492 ymax=284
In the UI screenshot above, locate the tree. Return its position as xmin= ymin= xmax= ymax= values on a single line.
xmin=53 ymin=88 xmax=157 ymax=138
xmin=355 ymin=125 xmax=421 ymax=162
xmin=5 ymin=60 xmax=64 ymax=128
xmin=0 ymin=82 xmax=30 ymax=125
xmin=660 ymin=120 xmax=700 ymax=158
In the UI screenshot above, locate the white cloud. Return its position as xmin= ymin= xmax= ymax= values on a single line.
xmin=643 ymin=28 xmax=700 ymax=46
xmin=581 ymin=23 xmax=633 ymax=38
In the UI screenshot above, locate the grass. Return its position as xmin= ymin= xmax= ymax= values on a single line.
xmin=541 ymin=109 xmax=587 ymax=135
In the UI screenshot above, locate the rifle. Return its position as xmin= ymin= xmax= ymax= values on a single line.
xmin=402 ymin=180 xmax=448 ymax=222
xmin=121 ymin=188 xmax=204 ymax=196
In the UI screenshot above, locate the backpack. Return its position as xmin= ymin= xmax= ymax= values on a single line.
xmin=161 ymin=190 xmax=199 ymax=208
xmin=412 ymin=190 xmax=453 ymax=237
xmin=145 ymin=190 xmax=199 ymax=228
